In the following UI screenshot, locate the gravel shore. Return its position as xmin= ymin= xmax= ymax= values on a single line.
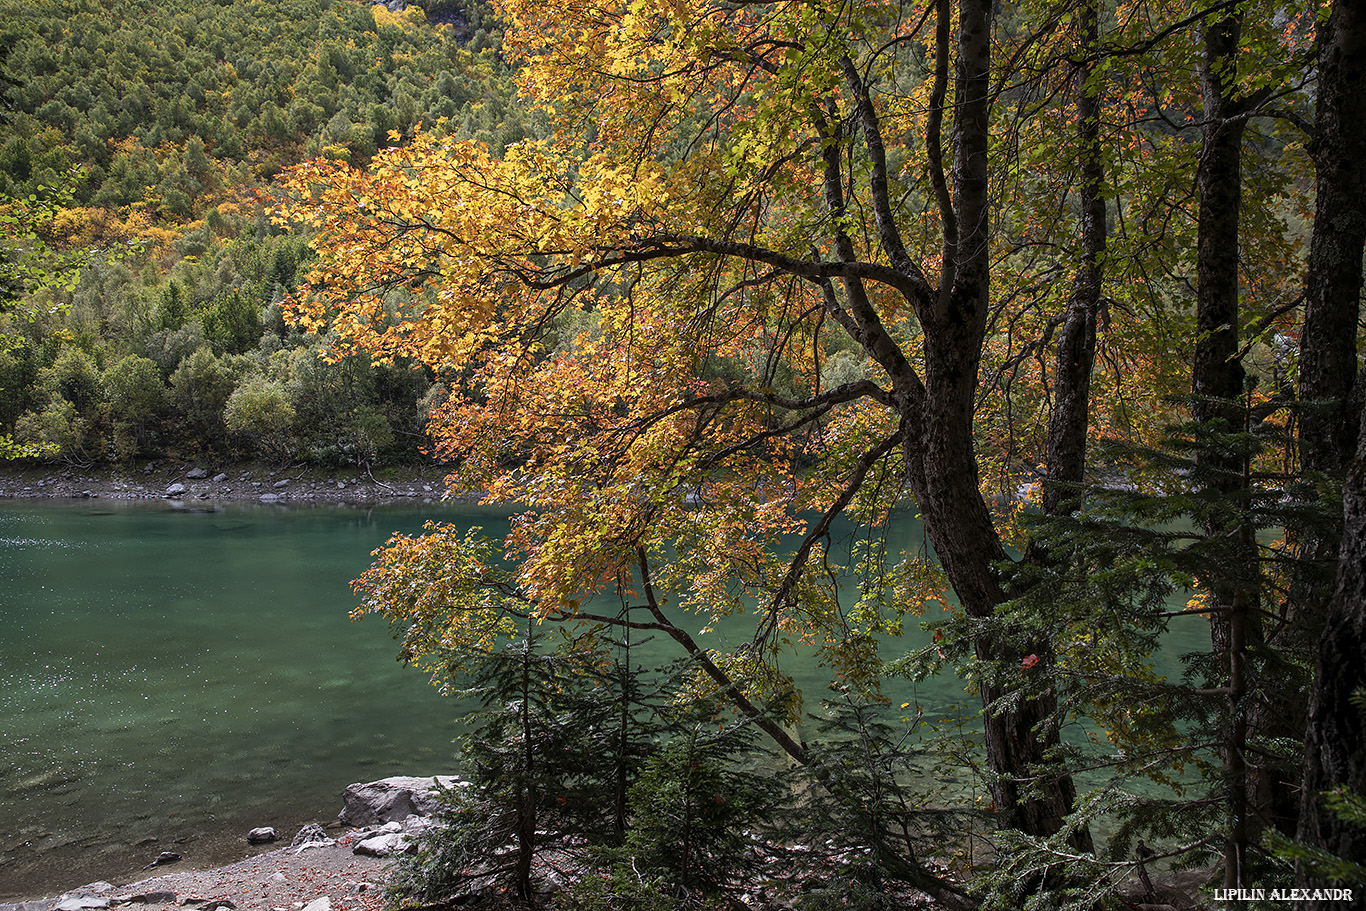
xmin=1 ymin=838 xmax=389 ymax=911
xmin=0 ymin=462 xmax=462 ymax=507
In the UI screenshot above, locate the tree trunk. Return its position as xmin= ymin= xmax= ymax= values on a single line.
xmin=1193 ymin=9 xmax=1260 ymax=893
xmin=900 ymin=0 xmax=1083 ymax=842
xmin=1299 ymin=0 xmax=1366 ymax=474
xmin=1013 ymin=0 xmax=1105 ymax=854
xmin=1296 ymin=407 xmax=1366 ymax=905
xmin=1296 ymin=1 xmax=1366 ymax=902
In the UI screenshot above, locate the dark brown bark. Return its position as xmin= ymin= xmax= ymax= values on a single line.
xmin=1015 ymin=0 xmax=1106 ymax=855
xmin=895 ymin=0 xmax=1082 ymax=842
xmin=1300 ymin=0 xmax=1366 ymax=474
xmin=1297 ymin=2 xmax=1366 ymax=902
xmin=1296 ymin=407 xmax=1366 ymax=906
xmin=1040 ymin=0 xmax=1104 ymax=521
xmin=1193 ymin=11 xmax=1246 ymax=420
xmin=515 ymin=646 xmax=536 ymax=902
xmin=1193 ymin=9 xmax=1259 ymax=893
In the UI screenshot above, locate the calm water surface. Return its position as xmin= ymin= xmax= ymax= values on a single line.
xmin=0 ymin=500 xmax=504 ymax=899
xmin=0 ymin=500 xmax=964 ymax=898
xmin=0 ymin=499 xmax=1207 ymax=899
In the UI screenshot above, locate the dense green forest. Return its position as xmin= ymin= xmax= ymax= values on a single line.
xmin=0 ymin=0 xmax=534 ymax=463
xmin=5 ymin=0 xmax=1366 ymax=909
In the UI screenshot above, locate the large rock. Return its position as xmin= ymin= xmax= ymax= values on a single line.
xmin=352 ymin=832 xmax=409 ymax=858
xmin=338 ymin=775 xmax=461 ymax=826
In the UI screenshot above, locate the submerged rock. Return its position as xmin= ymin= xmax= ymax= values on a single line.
xmin=245 ymin=827 xmax=277 ymax=845
xmin=143 ymin=852 xmax=181 ymax=869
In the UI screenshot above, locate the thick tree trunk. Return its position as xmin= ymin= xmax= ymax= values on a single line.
xmin=1193 ymin=10 xmax=1261 ymax=892
xmin=1280 ymin=0 xmax=1366 ymax=861
xmin=900 ymin=0 xmax=1083 ymax=842
xmin=1299 ymin=0 xmax=1366 ymax=474
xmin=1296 ymin=408 xmax=1366 ymax=907
xmin=1296 ymin=2 xmax=1366 ymax=903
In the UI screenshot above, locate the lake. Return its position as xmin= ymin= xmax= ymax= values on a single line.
xmin=0 ymin=498 xmax=1210 ymax=900
xmin=0 ymin=499 xmax=973 ymax=899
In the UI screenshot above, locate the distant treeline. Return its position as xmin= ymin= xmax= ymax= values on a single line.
xmin=0 ymin=0 xmax=542 ymax=465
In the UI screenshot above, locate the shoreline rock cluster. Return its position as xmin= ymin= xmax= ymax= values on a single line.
xmin=0 ymin=463 xmax=462 ymax=507
xmin=1 ymin=777 xmax=462 ymax=911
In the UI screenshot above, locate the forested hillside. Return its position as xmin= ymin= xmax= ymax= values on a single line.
xmin=0 ymin=0 xmax=532 ymax=463
xmin=5 ymin=0 xmax=1366 ymax=908
xmin=281 ymin=0 xmax=1366 ymax=906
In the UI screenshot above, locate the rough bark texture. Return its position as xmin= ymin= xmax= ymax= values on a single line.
xmin=1015 ymin=0 xmax=1105 ymax=853
xmin=1193 ymin=13 xmax=1246 ymax=419
xmin=1295 ymin=2 xmax=1366 ymax=903
xmin=1299 ymin=0 xmax=1366 ymax=474
xmin=1296 ymin=409 xmax=1366 ymax=907
xmin=1193 ymin=10 xmax=1258 ymax=891
xmin=901 ymin=0 xmax=1080 ymax=841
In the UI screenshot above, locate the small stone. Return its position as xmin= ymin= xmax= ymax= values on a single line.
xmin=119 ymin=891 xmax=177 ymax=905
xmin=57 ymin=899 xmax=109 ymax=911
xmin=269 ymin=873 xmax=287 ymax=884
xmin=246 ymin=827 xmax=277 ymax=845
xmin=336 ymin=481 xmax=345 ymax=489
xmin=291 ymin=823 xmax=329 ymax=847
xmin=146 ymin=851 xmax=181 ymax=868
xmin=273 ymin=479 xmax=290 ymax=488
xmin=259 ymin=493 xmax=280 ymax=502
xmin=212 ymin=473 xmax=228 ymax=483
xmin=301 ymin=900 xmax=331 ymax=911
xmin=165 ymin=484 xmax=186 ymax=496
xmin=185 ymin=468 xmax=208 ymax=479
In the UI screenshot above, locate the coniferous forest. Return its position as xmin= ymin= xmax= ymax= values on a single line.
xmin=3 ymin=0 xmax=1366 ymax=908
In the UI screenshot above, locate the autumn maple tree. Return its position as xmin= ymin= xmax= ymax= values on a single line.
xmin=278 ymin=0 xmax=1365 ymax=898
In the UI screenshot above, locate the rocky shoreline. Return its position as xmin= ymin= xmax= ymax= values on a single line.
xmin=0 ymin=462 xmax=466 ymax=507
xmin=0 ymin=778 xmax=461 ymax=911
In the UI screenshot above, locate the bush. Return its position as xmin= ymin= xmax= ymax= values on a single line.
xmin=620 ymin=723 xmax=780 ymax=896
xmin=170 ymin=347 xmax=235 ymax=445
xmin=104 ymin=354 xmax=168 ymax=457
xmin=37 ymin=346 xmax=102 ymax=413
xmin=224 ymin=374 xmax=295 ymax=461
xmin=15 ymin=399 xmax=88 ymax=460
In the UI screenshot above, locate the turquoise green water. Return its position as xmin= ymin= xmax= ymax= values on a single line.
xmin=0 ymin=499 xmax=1209 ymax=900
xmin=0 ymin=501 xmax=497 ymax=899
xmin=0 ymin=500 xmax=962 ymax=899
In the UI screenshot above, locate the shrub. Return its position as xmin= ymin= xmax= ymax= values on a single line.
xmin=224 ymin=375 xmax=295 ymax=461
